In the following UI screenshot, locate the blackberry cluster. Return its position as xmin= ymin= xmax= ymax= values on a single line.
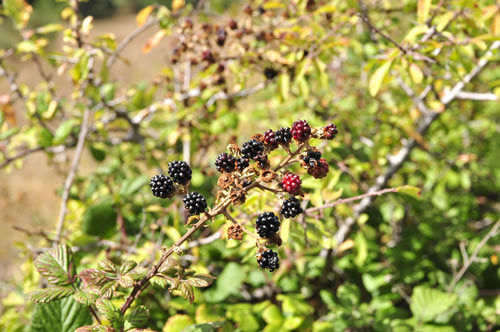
xmin=280 ymin=197 xmax=303 ymax=218
xmin=291 ymin=120 xmax=312 ymax=142
xmin=150 ymin=175 xmax=176 ymax=199
xmin=168 ymin=161 xmax=192 ymax=185
xmin=303 ymin=150 xmax=322 ymax=167
xmin=254 ymin=153 xmax=269 ymax=169
xmin=236 ymin=157 xmax=250 ymax=171
xmin=282 ymin=173 xmax=302 ymax=195
xmin=241 ymin=139 xmax=264 ymax=159
xmin=258 ymin=249 xmax=280 ymax=272
xmin=183 ymin=192 xmax=207 ymax=215
xmin=256 ymin=212 xmax=280 ymax=238
xmin=323 ymin=123 xmax=338 ymax=140
xmin=274 ymin=127 xmax=292 ymax=145
xmin=264 ymin=129 xmax=278 ymax=150
xmin=215 ymin=152 xmax=236 ymax=173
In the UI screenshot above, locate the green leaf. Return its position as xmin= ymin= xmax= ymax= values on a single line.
xmin=278 ymin=73 xmax=290 ymax=101
xmin=82 ymin=199 xmax=117 ymax=237
xmin=89 ymin=145 xmax=106 ymax=162
xmin=34 ymin=244 xmax=75 ymax=286
xmin=207 ymin=262 xmax=245 ymax=302
xmin=75 ymin=325 xmax=115 ymax=332
xmin=120 ymin=261 xmax=137 ymax=275
xmin=150 ymin=276 xmax=168 ymax=289
xmin=4 ymin=0 xmax=32 ymax=29
xmin=226 ymin=304 xmax=259 ymax=331
xmin=96 ymin=299 xmax=123 ymax=330
xmin=125 ymin=305 xmax=149 ymax=328
xmin=261 ymin=304 xmax=283 ymax=325
xmin=29 ymin=297 xmax=93 ymax=332
xmin=119 ymin=175 xmax=149 ymax=197
xmin=163 ymin=315 xmax=193 ymax=332
xmin=53 ymin=120 xmax=76 ymax=145
xmin=179 ymin=282 xmax=195 ymax=303
xmin=97 ymin=259 xmax=118 ymax=274
xmin=354 ymin=232 xmax=368 ymax=267
xmin=410 ymin=286 xmax=458 ymax=322
xmin=369 ymin=60 xmax=393 ymax=96
xmin=182 ymin=322 xmax=225 ymax=332
xmin=396 ymin=185 xmax=421 ymax=198
xmin=186 ymin=274 xmax=215 ymax=288
xmin=73 ymin=290 xmax=98 ymax=306
xmin=418 ymin=0 xmax=431 ymax=23
xmin=29 ymin=287 xmax=75 ymax=303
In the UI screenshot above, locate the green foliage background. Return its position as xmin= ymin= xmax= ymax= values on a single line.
xmin=1 ymin=0 xmax=499 ymax=331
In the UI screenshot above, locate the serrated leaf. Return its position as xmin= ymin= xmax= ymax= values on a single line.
xmin=186 ymin=274 xmax=215 ymax=288
xmin=369 ymin=60 xmax=393 ymax=96
xmin=96 ymin=299 xmax=123 ymax=330
xmin=410 ymin=286 xmax=457 ymax=322
xmin=98 ymin=259 xmax=118 ymax=274
xmin=180 ymin=283 xmax=195 ymax=303
xmin=73 ymin=289 xmax=98 ymax=306
xmin=75 ymin=326 xmax=115 ymax=332
xmin=34 ymin=244 xmax=75 ymax=286
xmin=150 ymin=276 xmax=168 ymax=289
xmin=30 ymin=297 xmax=92 ymax=332
xmin=79 ymin=269 xmax=107 ymax=286
xmin=99 ymin=280 xmax=117 ymax=299
xmin=29 ymin=287 xmax=74 ymax=303
xmin=119 ymin=275 xmax=135 ymax=288
xmin=126 ymin=305 xmax=149 ymax=328
xmin=120 ymin=261 xmax=137 ymax=275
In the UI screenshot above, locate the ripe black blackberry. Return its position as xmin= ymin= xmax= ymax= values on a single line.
xmin=215 ymin=153 xmax=236 ymax=173
xmin=264 ymin=68 xmax=279 ymax=80
xmin=274 ymin=127 xmax=292 ymax=145
xmin=280 ymin=197 xmax=303 ymax=218
xmin=258 ymin=249 xmax=280 ymax=272
xmin=183 ymin=192 xmax=207 ymax=215
xmin=303 ymin=150 xmax=322 ymax=167
xmin=256 ymin=212 xmax=280 ymax=238
xmin=168 ymin=161 xmax=192 ymax=185
xmin=241 ymin=139 xmax=264 ymax=160
xmin=264 ymin=129 xmax=278 ymax=150
xmin=254 ymin=153 xmax=269 ymax=169
xmin=236 ymin=157 xmax=250 ymax=171
xmin=150 ymin=175 xmax=176 ymax=199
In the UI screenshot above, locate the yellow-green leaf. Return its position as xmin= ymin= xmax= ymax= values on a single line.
xmin=136 ymin=5 xmax=154 ymax=27
xmin=417 ymin=0 xmax=431 ymax=24
xmin=409 ymin=63 xmax=424 ymax=84
xmin=369 ymin=60 xmax=393 ymax=96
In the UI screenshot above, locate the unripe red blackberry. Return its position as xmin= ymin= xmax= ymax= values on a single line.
xmin=291 ymin=120 xmax=312 ymax=142
xmin=303 ymin=150 xmax=322 ymax=167
xmin=256 ymin=212 xmax=280 ymax=238
xmin=263 ymin=129 xmax=279 ymax=150
xmin=168 ymin=161 xmax=192 ymax=185
xmin=280 ymin=197 xmax=303 ymax=218
xmin=258 ymin=249 xmax=280 ymax=272
xmin=236 ymin=157 xmax=250 ymax=171
xmin=241 ymin=139 xmax=265 ymax=160
xmin=282 ymin=173 xmax=301 ymax=195
xmin=215 ymin=152 xmax=236 ymax=173
xmin=264 ymin=68 xmax=279 ymax=80
xmin=150 ymin=175 xmax=176 ymax=199
xmin=308 ymin=158 xmax=329 ymax=179
xmin=202 ymin=50 xmax=215 ymax=63
xmin=183 ymin=192 xmax=207 ymax=215
xmin=274 ymin=127 xmax=292 ymax=146
xmin=228 ymin=19 xmax=238 ymax=30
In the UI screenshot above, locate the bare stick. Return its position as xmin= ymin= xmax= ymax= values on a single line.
xmin=54 ymin=109 xmax=92 ymax=244
xmin=448 ymin=220 xmax=500 ymax=292
xmin=0 ymin=146 xmax=44 ymax=169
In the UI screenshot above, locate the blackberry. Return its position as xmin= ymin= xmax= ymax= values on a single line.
xmin=258 ymin=249 xmax=280 ymax=272
xmin=241 ymin=139 xmax=265 ymax=160
xmin=236 ymin=157 xmax=250 ymax=171
xmin=216 ymin=27 xmax=227 ymax=46
xmin=323 ymin=123 xmax=338 ymax=140
xmin=303 ymin=150 xmax=322 ymax=167
xmin=280 ymin=197 xmax=303 ymax=218
xmin=274 ymin=127 xmax=292 ymax=145
xmin=256 ymin=212 xmax=280 ymax=238
xmin=308 ymin=158 xmax=329 ymax=179
xmin=150 ymin=175 xmax=176 ymax=199
xmin=264 ymin=129 xmax=278 ymax=150
xmin=282 ymin=173 xmax=301 ymax=195
xmin=228 ymin=20 xmax=238 ymax=30
xmin=202 ymin=50 xmax=215 ymax=63
xmin=254 ymin=153 xmax=270 ymax=169
xmin=215 ymin=152 xmax=236 ymax=173
xmin=183 ymin=192 xmax=207 ymax=215
xmin=264 ymin=68 xmax=279 ymax=80
xmin=291 ymin=120 xmax=312 ymax=142
xmin=168 ymin=161 xmax=192 ymax=185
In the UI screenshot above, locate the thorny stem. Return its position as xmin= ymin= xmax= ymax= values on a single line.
xmin=274 ymin=143 xmax=305 ymax=172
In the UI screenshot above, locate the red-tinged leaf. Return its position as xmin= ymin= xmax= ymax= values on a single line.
xmin=29 ymin=286 xmax=74 ymax=303
xmin=73 ymin=289 xmax=99 ymax=305
xmin=186 ymin=274 xmax=215 ymax=288
xmin=99 ymin=280 xmax=117 ymax=299
xmin=143 ymin=30 xmax=166 ymax=54
xmin=34 ymin=244 xmax=75 ymax=286
xmin=120 ymin=260 xmax=137 ymax=275
xmin=79 ymin=269 xmax=107 ymax=286
xmin=97 ymin=259 xmax=117 ymax=275
xmin=119 ymin=275 xmax=135 ymax=288
xmin=179 ymin=283 xmax=195 ymax=303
